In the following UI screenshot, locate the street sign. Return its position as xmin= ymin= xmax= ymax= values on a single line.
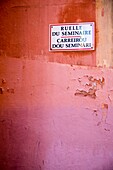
xmin=49 ymin=22 xmax=95 ymax=51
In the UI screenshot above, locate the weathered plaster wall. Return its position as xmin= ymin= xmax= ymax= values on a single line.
xmin=0 ymin=0 xmax=113 ymax=170
xmin=0 ymin=0 xmax=113 ymax=67
xmin=96 ymin=0 xmax=113 ymax=67
xmin=0 ymin=0 xmax=96 ymax=66
xmin=0 ymin=58 xmax=113 ymax=170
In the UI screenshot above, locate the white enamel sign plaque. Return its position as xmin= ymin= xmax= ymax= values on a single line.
xmin=49 ymin=22 xmax=95 ymax=51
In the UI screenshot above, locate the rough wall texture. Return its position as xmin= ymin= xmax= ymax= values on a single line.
xmin=0 ymin=0 xmax=113 ymax=170
xmin=0 ymin=58 xmax=113 ymax=170
xmin=0 ymin=0 xmax=96 ymax=66
xmin=96 ymin=0 xmax=113 ymax=67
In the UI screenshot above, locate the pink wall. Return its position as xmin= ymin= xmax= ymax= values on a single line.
xmin=0 ymin=1 xmax=113 ymax=170
xmin=0 ymin=58 xmax=113 ymax=170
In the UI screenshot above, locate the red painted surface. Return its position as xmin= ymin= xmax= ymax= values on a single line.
xmin=0 ymin=1 xmax=113 ymax=170
xmin=58 ymin=0 xmax=96 ymax=65
xmin=0 ymin=0 xmax=96 ymax=66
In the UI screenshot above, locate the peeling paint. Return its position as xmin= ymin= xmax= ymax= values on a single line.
xmin=7 ymin=88 xmax=15 ymax=93
xmin=101 ymin=103 xmax=108 ymax=122
xmin=74 ymin=75 xmax=105 ymax=99
xmin=1 ymin=78 xmax=6 ymax=84
xmin=75 ymin=88 xmax=96 ymax=99
xmin=0 ymin=87 xmax=4 ymax=94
